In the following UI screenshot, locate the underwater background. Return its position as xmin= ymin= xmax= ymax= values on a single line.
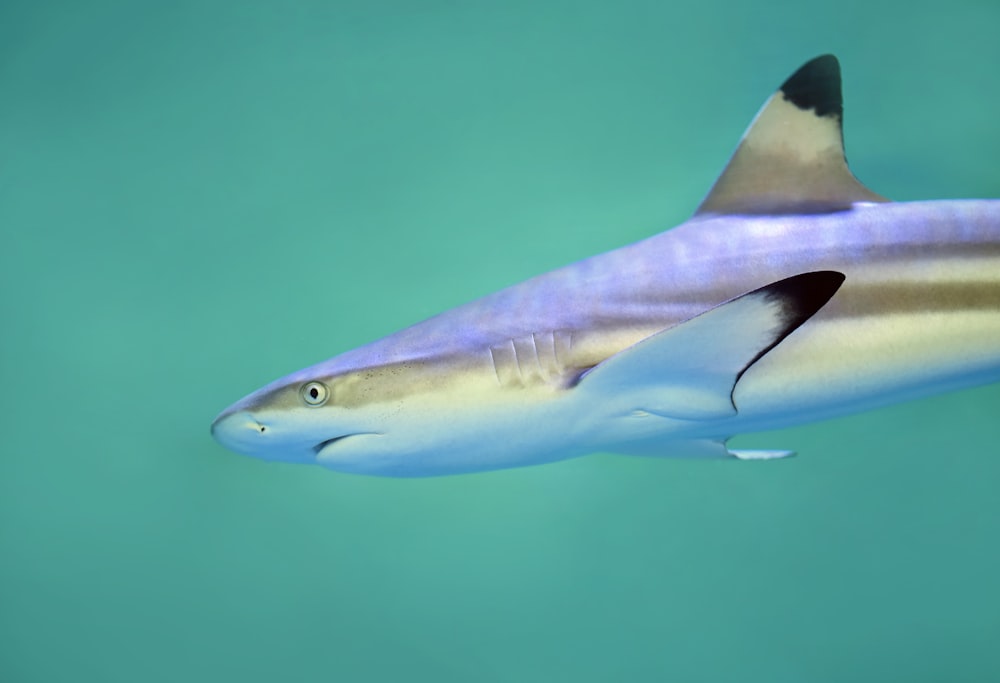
xmin=3 ymin=1 xmax=999 ymax=681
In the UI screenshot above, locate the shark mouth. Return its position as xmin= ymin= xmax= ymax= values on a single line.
xmin=313 ymin=435 xmax=356 ymax=454
xmin=312 ymin=433 xmax=380 ymax=454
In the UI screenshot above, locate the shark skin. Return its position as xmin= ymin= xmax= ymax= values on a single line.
xmin=212 ymin=55 xmax=1000 ymax=477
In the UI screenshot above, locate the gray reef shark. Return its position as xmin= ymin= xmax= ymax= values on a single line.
xmin=212 ymin=55 xmax=1000 ymax=476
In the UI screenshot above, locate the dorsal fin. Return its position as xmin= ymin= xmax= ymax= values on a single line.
xmin=695 ymin=54 xmax=888 ymax=216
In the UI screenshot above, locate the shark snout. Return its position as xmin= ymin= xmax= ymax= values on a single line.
xmin=211 ymin=406 xmax=323 ymax=463
xmin=211 ymin=409 xmax=267 ymax=455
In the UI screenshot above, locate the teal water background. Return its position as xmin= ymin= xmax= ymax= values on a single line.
xmin=3 ymin=2 xmax=1000 ymax=681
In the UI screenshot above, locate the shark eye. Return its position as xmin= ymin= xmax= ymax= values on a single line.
xmin=301 ymin=381 xmax=329 ymax=407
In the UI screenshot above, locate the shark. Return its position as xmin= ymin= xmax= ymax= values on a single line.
xmin=211 ymin=55 xmax=1000 ymax=477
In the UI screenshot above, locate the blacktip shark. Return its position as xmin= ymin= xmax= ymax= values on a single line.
xmin=212 ymin=55 xmax=1000 ymax=477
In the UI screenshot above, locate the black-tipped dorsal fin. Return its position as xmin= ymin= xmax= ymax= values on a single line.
xmin=695 ymin=55 xmax=888 ymax=216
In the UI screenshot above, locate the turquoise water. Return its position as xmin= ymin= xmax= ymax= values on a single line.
xmin=3 ymin=1 xmax=1000 ymax=681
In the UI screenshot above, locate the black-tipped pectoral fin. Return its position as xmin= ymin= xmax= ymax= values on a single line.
xmin=695 ymin=54 xmax=888 ymax=216
xmin=576 ymin=271 xmax=845 ymax=421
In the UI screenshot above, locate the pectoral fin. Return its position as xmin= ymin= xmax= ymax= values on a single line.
xmin=730 ymin=448 xmax=795 ymax=460
xmin=576 ymin=271 xmax=845 ymax=420
xmin=614 ymin=438 xmax=795 ymax=460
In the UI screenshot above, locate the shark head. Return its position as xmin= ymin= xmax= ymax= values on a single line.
xmin=210 ymin=368 xmax=386 ymax=465
xmin=210 ymin=354 xmax=485 ymax=474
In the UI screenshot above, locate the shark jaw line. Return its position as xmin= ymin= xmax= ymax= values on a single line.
xmin=312 ymin=432 xmax=381 ymax=454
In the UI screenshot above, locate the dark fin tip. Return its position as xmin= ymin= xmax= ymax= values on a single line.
xmin=767 ymin=270 xmax=846 ymax=325
xmin=732 ymin=271 xmax=846 ymax=405
xmin=780 ymin=54 xmax=843 ymax=119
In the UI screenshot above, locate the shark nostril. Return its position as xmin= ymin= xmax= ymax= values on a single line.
xmin=210 ymin=410 xmax=265 ymax=453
